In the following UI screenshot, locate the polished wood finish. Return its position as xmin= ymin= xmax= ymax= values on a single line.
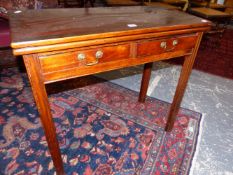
xmin=144 ymin=2 xmax=181 ymax=10
xmin=209 ymin=3 xmax=226 ymax=10
xmin=10 ymin=7 xmax=210 ymax=50
xmin=105 ymin=0 xmax=141 ymax=6
xmin=190 ymin=7 xmax=231 ymax=18
xmin=188 ymin=5 xmax=231 ymax=35
xmin=42 ymin=48 xmax=195 ymax=83
xmin=11 ymin=27 xmax=210 ymax=55
xmin=225 ymin=0 xmax=233 ymax=15
xmin=162 ymin=0 xmax=187 ymax=9
xmin=23 ymin=55 xmax=64 ymax=175
xmin=190 ymin=1 xmax=226 ymax=11
xmin=9 ymin=7 xmax=211 ymax=174
xmin=139 ymin=62 xmax=153 ymax=102
xmin=137 ymin=34 xmax=198 ymax=57
xmin=165 ymin=32 xmax=203 ymax=131
xmin=39 ymin=44 xmax=131 ymax=73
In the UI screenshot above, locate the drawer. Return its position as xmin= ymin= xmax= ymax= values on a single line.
xmin=137 ymin=34 xmax=198 ymax=57
xmin=39 ymin=44 xmax=131 ymax=73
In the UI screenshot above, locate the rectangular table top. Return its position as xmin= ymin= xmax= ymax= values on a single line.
xmin=9 ymin=6 xmax=211 ymax=49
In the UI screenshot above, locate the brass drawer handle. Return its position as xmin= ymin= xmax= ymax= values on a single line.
xmin=86 ymin=50 xmax=103 ymax=66
xmin=77 ymin=53 xmax=86 ymax=61
xmin=165 ymin=40 xmax=178 ymax=51
xmin=86 ymin=60 xmax=99 ymax=66
xmin=160 ymin=40 xmax=178 ymax=52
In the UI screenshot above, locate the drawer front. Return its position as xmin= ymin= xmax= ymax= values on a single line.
xmin=39 ymin=44 xmax=131 ymax=73
xmin=137 ymin=35 xmax=198 ymax=57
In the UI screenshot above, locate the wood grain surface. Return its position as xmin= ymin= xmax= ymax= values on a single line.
xmin=10 ymin=7 xmax=211 ymax=49
xmin=9 ymin=7 xmax=211 ymax=174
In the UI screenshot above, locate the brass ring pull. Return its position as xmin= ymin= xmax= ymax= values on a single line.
xmin=165 ymin=40 xmax=178 ymax=52
xmin=165 ymin=47 xmax=175 ymax=52
xmin=160 ymin=40 xmax=178 ymax=52
xmin=86 ymin=60 xmax=99 ymax=66
xmin=86 ymin=50 xmax=103 ymax=66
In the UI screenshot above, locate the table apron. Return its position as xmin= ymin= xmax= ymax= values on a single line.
xmin=39 ymin=50 xmax=191 ymax=84
xmin=29 ymin=33 xmax=199 ymax=84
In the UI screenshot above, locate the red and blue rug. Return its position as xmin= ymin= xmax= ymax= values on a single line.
xmin=0 ymin=68 xmax=201 ymax=175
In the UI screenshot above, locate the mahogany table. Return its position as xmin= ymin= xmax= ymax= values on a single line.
xmin=9 ymin=7 xmax=211 ymax=174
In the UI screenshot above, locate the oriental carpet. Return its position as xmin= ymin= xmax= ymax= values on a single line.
xmin=0 ymin=68 xmax=201 ymax=175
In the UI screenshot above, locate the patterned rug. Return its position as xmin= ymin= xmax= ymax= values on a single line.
xmin=0 ymin=68 xmax=202 ymax=175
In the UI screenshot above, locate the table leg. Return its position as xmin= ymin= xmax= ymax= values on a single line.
xmin=138 ymin=62 xmax=153 ymax=103
xmin=23 ymin=55 xmax=65 ymax=175
xmin=165 ymin=32 xmax=203 ymax=132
